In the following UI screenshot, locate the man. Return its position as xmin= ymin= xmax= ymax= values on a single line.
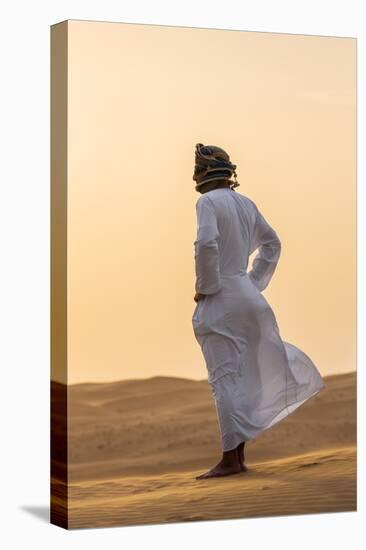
xmin=192 ymin=143 xmax=325 ymax=480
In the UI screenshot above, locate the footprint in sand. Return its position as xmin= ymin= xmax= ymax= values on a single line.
xmin=299 ymin=461 xmax=321 ymax=468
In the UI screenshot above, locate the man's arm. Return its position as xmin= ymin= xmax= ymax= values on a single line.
xmin=194 ymin=196 xmax=222 ymax=295
xmin=248 ymin=203 xmax=281 ymax=292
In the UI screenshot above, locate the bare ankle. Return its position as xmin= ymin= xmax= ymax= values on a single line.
xmin=222 ymin=450 xmax=238 ymax=467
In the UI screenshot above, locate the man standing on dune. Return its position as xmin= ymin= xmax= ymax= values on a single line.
xmin=192 ymin=143 xmax=325 ymax=480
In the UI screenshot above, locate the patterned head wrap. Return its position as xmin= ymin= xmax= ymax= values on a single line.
xmin=193 ymin=143 xmax=240 ymax=191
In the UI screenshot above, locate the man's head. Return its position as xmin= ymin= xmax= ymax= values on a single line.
xmin=193 ymin=143 xmax=239 ymax=193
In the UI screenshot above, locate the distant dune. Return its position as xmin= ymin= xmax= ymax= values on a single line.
xmin=52 ymin=371 xmax=356 ymax=529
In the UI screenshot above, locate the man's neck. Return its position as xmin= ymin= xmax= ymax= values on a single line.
xmin=200 ymin=180 xmax=232 ymax=194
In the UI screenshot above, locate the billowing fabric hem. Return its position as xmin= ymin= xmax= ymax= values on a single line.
xmin=219 ymin=382 xmax=325 ymax=452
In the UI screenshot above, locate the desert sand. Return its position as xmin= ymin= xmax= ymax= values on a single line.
xmin=52 ymin=371 xmax=356 ymax=529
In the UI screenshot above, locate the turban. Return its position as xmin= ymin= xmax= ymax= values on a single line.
xmin=193 ymin=143 xmax=240 ymax=191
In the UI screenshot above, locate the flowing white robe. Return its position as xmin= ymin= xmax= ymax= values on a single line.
xmin=192 ymin=187 xmax=325 ymax=451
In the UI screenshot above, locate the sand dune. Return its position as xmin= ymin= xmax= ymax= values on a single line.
xmin=52 ymin=371 xmax=356 ymax=528
xmin=67 ymin=445 xmax=355 ymax=529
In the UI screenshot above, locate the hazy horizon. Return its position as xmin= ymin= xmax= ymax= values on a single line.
xmin=57 ymin=368 xmax=355 ymax=387
xmin=58 ymin=21 xmax=356 ymax=385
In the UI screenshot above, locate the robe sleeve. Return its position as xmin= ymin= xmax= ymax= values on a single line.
xmin=194 ymin=196 xmax=222 ymax=295
xmin=248 ymin=203 xmax=281 ymax=292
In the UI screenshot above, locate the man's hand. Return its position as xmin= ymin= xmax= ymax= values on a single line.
xmin=194 ymin=292 xmax=205 ymax=303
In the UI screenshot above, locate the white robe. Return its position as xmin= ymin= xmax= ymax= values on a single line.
xmin=192 ymin=187 xmax=325 ymax=451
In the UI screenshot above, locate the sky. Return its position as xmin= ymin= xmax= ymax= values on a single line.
xmin=61 ymin=20 xmax=356 ymax=384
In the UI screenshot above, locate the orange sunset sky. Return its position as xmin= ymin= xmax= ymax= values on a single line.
xmin=61 ymin=20 xmax=356 ymax=385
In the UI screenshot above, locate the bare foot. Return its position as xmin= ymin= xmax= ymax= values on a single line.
xmin=196 ymin=460 xmax=242 ymax=480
